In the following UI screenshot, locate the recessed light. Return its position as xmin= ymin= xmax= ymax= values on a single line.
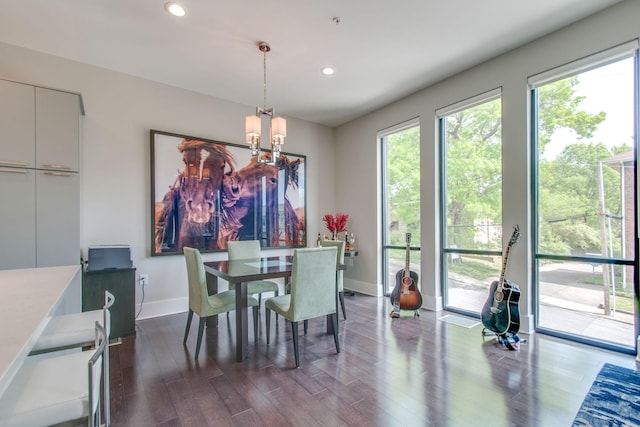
xmin=165 ymin=2 xmax=187 ymax=17
xmin=321 ymin=67 xmax=335 ymax=76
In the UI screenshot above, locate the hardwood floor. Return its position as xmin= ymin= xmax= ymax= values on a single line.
xmin=108 ymin=294 xmax=636 ymax=426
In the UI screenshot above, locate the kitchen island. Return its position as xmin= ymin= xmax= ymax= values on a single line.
xmin=0 ymin=265 xmax=81 ymax=398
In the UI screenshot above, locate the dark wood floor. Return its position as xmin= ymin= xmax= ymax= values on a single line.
xmin=108 ymin=294 xmax=636 ymax=426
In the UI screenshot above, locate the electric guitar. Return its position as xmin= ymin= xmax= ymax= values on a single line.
xmin=390 ymin=233 xmax=422 ymax=316
xmin=480 ymin=225 xmax=521 ymax=337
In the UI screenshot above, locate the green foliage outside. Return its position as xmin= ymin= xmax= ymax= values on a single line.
xmin=449 ymin=259 xmax=499 ymax=281
xmin=387 ymin=75 xmax=629 ymax=258
xmin=385 ymin=71 xmax=634 ymax=320
xmin=444 ymin=99 xmax=503 ymax=250
xmin=537 ymin=77 xmax=630 ymax=256
xmin=386 ymin=127 xmax=421 ymax=247
xmin=613 ymin=296 xmax=633 ymax=313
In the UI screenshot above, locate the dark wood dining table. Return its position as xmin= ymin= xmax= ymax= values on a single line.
xmin=203 ymin=255 xmax=345 ymax=362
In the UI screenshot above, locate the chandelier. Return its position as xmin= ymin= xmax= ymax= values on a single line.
xmin=245 ymin=41 xmax=286 ymax=165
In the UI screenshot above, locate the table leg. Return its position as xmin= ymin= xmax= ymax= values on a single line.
xmin=205 ymin=274 xmax=219 ymax=328
xmin=326 ymin=270 xmax=339 ymax=333
xmin=344 ymin=257 xmax=355 ymax=295
xmin=235 ymin=281 xmax=249 ymax=362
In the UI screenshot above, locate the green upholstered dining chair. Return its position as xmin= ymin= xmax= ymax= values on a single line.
xmin=264 ymin=246 xmax=340 ymax=368
xmin=227 ymin=240 xmax=280 ymax=307
xmin=0 ymin=322 xmax=109 ymax=427
xmin=320 ymin=240 xmax=346 ymax=320
xmin=183 ymin=246 xmax=260 ymax=360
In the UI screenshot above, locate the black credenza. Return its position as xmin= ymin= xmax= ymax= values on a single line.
xmin=83 ymin=267 xmax=136 ymax=339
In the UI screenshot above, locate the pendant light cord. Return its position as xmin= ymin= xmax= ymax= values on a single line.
xmin=263 ymin=49 xmax=267 ymax=110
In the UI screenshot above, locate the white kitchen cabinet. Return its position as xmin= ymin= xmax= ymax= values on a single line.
xmin=0 ymin=79 xmax=82 ymax=270
xmin=36 ymin=170 xmax=80 ymax=267
xmin=0 ymin=167 xmax=36 ymax=269
xmin=35 ymin=87 xmax=80 ymax=172
xmin=0 ymin=80 xmax=35 ymax=169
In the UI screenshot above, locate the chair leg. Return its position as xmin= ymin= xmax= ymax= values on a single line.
xmin=303 ymin=319 xmax=308 ymax=334
xmin=103 ymin=332 xmax=110 ymax=427
xmin=291 ymin=321 xmax=300 ymax=368
xmin=331 ymin=313 xmax=340 ymax=354
xmin=252 ymin=306 xmax=259 ymax=343
xmin=339 ymin=291 xmax=346 ymax=320
xmin=275 ymin=290 xmax=279 ymax=327
xmin=184 ymin=309 xmax=194 ymax=344
xmin=195 ymin=317 xmax=206 ymax=360
xmin=265 ymin=308 xmax=271 ymax=344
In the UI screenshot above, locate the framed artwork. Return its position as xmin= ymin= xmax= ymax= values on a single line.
xmin=151 ymin=129 xmax=306 ymax=256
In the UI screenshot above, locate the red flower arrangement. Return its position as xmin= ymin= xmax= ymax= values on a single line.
xmin=323 ymin=213 xmax=349 ymax=234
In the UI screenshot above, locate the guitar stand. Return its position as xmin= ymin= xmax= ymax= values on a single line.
xmin=389 ymin=309 xmax=420 ymax=318
xmin=482 ymin=328 xmax=525 ymax=351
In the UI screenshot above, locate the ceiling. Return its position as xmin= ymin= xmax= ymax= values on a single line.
xmin=0 ymin=0 xmax=622 ymax=127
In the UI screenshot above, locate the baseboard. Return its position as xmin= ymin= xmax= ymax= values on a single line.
xmin=135 ymin=297 xmax=187 ymax=320
xmin=344 ymin=278 xmax=380 ymax=296
xmin=520 ymin=313 xmax=535 ymax=334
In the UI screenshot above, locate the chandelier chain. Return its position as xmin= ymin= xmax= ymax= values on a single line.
xmin=263 ymin=49 xmax=267 ymax=109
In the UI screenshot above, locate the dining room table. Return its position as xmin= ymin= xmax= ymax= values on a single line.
xmin=203 ymin=255 xmax=345 ymax=362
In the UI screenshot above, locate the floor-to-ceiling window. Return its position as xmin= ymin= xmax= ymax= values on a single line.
xmin=530 ymin=42 xmax=638 ymax=352
xmin=438 ymin=89 xmax=503 ymax=315
xmin=381 ymin=120 xmax=420 ymax=296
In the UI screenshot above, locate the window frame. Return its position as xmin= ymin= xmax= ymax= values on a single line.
xmin=528 ymin=41 xmax=639 ymax=353
xmin=379 ymin=118 xmax=421 ymax=296
xmin=437 ymin=88 xmax=503 ymax=314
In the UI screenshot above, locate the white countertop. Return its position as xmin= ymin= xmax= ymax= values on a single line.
xmin=0 ymin=265 xmax=80 ymax=398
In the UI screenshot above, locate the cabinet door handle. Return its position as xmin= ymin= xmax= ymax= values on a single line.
xmin=43 ymin=171 xmax=73 ymax=177
xmin=0 ymin=167 xmax=28 ymax=174
xmin=0 ymin=160 xmax=28 ymax=167
xmin=42 ymin=164 xmax=72 ymax=170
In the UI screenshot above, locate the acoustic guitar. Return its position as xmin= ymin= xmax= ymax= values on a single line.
xmin=390 ymin=233 xmax=422 ymax=317
xmin=480 ymin=225 xmax=521 ymax=340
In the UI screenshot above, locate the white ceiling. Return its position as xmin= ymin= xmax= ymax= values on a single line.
xmin=0 ymin=0 xmax=622 ymax=127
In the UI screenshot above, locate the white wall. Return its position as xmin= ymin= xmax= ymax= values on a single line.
xmin=0 ymin=42 xmax=336 ymax=318
xmin=334 ymin=0 xmax=639 ymax=332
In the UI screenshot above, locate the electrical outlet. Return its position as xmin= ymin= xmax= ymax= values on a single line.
xmin=140 ymin=273 xmax=149 ymax=286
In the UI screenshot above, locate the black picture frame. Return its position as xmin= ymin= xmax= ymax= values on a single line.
xmin=150 ymin=129 xmax=307 ymax=256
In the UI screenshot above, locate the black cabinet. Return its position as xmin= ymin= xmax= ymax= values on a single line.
xmin=83 ymin=268 xmax=136 ymax=339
